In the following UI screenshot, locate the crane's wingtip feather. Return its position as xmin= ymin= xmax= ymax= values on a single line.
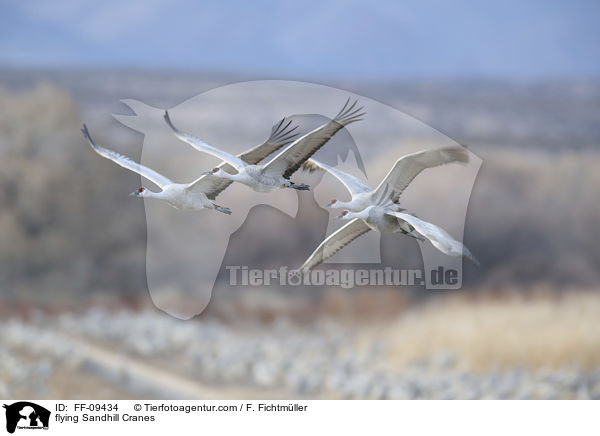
xmin=163 ymin=110 xmax=177 ymax=130
xmin=445 ymin=146 xmax=470 ymax=164
xmin=468 ymin=254 xmax=481 ymax=268
xmin=81 ymin=124 xmax=93 ymax=142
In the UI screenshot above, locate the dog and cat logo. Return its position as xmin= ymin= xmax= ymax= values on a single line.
xmin=3 ymin=402 xmax=50 ymax=433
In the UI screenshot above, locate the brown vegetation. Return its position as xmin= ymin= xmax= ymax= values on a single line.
xmin=382 ymin=290 xmax=600 ymax=370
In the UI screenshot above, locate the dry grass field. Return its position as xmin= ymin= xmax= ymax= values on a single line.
xmin=380 ymin=290 xmax=600 ymax=371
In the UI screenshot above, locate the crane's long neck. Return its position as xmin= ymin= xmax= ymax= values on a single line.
xmin=141 ymin=189 xmax=164 ymax=199
xmin=215 ymin=170 xmax=243 ymax=182
xmin=345 ymin=208 xmax=370 ymax=220
xmin=335 ymin=199 xmax=355 ymax=210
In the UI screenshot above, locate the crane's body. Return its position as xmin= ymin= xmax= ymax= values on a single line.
xmin=134 ymin=183 xmax=225 ymax=212
xmin=206 ymin=165 xmax=306 ymax=193
xmin=304 ymin=146 xmax=469 ymax=212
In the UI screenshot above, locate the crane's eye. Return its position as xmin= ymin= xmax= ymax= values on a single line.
xmin=330 ymin=199 xmax=337 ymax=203
xmin=212 ymin=167 xmax=219 ymax=172
xmin=341 ymin=210 xmax=348 ymax=216
xmin=137 ymin=187 xmax=144 ymax=192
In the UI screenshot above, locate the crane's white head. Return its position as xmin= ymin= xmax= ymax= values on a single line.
xmin=336 ymin=210 xmax=351 ymax=219
xmin=129 ymin=186 xmax=146 ymax=197
xmin=202 ymin=167 xmax=222 ymax=176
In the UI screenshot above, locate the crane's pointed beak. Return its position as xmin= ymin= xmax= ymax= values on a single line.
xmin=129 ymin=191 xmax=138 ymax=197
xmin=324 ymin=200 xmax=336 ymax=208
xmin=201 ymin=170 xmax=214 ymax=176
xmin=335 ymin=213 xmax=345 ymax=219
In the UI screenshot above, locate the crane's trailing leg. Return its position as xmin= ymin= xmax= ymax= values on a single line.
xmin=406 ymin=231 xmax=426 ymax=242
xmin=290 ymin=183 xmax=310 ymax=191
xmin=213 ymin=204 xmax=232 ymax=215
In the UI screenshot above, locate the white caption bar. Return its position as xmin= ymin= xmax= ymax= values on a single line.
xmin=0 ymin=400 xmax=596 ymax=435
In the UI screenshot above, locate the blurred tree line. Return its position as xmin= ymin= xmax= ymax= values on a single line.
xmin=0 ymin=84 xmax=147 ymax=301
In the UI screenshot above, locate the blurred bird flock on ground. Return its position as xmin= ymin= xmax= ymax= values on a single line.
xmin=2 ymin=293 xmax=600 ymax=399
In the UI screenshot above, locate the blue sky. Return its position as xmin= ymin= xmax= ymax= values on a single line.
xmin=1 ymin=0 xmax=598 ymax=78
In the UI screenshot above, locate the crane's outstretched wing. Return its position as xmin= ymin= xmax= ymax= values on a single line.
xmin=187 ymin=117 xmax=300 ymax=199
xmin=385 ymin=210 xmax=479 ymax=266
xmin=164 ymin=110 xmax=247 ymax=169
xmin=239 ymin=117 xmax=299 ymax=164
xmin=299 ymin=218 xmax=371 ymax=271
xmin=374 ymin=147 xmax=469 ymax=203
xmin=302 ymin=158 xmax=371 ymax=195
xmin=82 ymin=124 xmax=173 ymax=189
xmin=262 ymin=98 xmax=365 ymax=180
